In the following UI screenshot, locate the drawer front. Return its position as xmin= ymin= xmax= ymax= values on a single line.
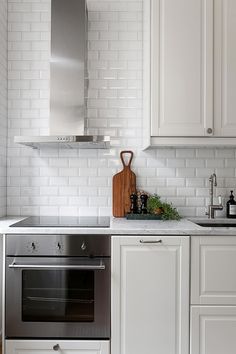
xmin=191 ymin=236 xmax=236 ymax=305
xmin=5 ymin=340 xmax=110 ymax=354
xmin=191 ymin=306 xmax=236 ymax=354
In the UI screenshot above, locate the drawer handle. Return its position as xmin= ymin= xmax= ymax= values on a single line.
xmin=53 ymin=344 xmax=60 ymax=351
xmin=140 ymin=239 xmax=162 ymax=244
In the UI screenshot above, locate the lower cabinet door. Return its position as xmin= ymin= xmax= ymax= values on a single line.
xmin=191 ymin=306 xmax=236 ymax=354
xmin=191 ymin=236 xmax=236 ymax=305
xmin=5 ymin=340 xmax=110 ymax=354
xmin=111 ymin=236 xmax=190 ymax=354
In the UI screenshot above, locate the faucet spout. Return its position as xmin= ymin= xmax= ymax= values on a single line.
xmin=206 ymin=173 xmax=223 ymax=219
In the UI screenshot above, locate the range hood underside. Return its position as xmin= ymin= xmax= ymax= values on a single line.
xmin=14 ymin=135 xmax=110 ymax=149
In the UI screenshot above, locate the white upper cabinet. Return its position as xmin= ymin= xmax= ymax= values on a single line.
xmin=214 ymin=0 xmax=236 ymax=136
xmin=150 ymin=0 xmax=213 ymax=137
xmin=143 ymin=0 xmax=236 ymax=147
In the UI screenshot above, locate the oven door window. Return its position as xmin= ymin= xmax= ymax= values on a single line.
xmin=22 ymin=270 xmax=94 ymax=322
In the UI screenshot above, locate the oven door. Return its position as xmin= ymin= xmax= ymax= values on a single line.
xmin=5 ymin=257 xmax=110 ymax=339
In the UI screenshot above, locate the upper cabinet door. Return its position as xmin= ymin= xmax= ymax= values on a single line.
xmin=214 ymin=0 xmax=236 ymax=136
xmin=150 ymin=0 xmax=214 ymax=137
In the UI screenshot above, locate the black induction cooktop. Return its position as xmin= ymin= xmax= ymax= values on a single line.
xmin=10 ymin=216 xmax=110 ymax=228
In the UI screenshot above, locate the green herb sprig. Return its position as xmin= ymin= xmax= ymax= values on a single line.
xmin=147 ymin=194 xmax=181 ymax=220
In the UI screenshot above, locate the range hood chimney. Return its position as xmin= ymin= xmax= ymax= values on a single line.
xmin=14 ymin=0 xmax=110 ymax=149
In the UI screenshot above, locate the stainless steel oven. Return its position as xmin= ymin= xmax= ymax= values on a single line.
xmin=5 ymin=234 xmax=110 ymax=339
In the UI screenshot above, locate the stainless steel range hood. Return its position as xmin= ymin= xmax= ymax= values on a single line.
xmin=14 ymin=0 xmax=110 ymax=149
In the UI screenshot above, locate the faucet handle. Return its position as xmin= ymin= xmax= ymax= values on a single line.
xmin=218 ymin=195 xmax=222 ymax=205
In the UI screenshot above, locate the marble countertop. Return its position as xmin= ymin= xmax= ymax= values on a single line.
xmin=1 ymin=216 xmax=236 ymax=236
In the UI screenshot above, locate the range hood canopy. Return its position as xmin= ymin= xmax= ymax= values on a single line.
xmin=14 ymin=135 xmax=110 ymax=149
xmin=14 ymin=0 xmax=110 ymax=149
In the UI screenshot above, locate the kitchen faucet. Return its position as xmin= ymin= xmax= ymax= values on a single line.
xmin=206 ymin=173 xmax=223 ymax=219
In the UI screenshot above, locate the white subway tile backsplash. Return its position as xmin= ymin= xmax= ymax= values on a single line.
xmin=48 ymin=196 xmax=68 ymax=206
xmin=59 ymin=186 xmax=78 ymax=196
xmin=196 ymin=149 xmax=215 ymax=158
xmin=177 ymin=207 xmax=196 ymax=217
xmin=40 ymin=206 xmax=59 ymax=216
xmin=215 ymin=149 xmax=235 ymax=158
xmin=186 ymin=159 xmax=205 ymax=168
xmin=5 ymin=0 xmax=236 ymax=218
xmin=216 ymin=168 xmax=235 ymax=178
xmin=206 ymin=159 xmax=225 ymax=168
xmin=177 ymin=188 xmax=195 ymax=197
xmin=167 ymin=178 xmax=185 ymax=187
xmin=156 ymin=168 xmax=176 ymax=178
xmin=40 ymin=185 xmax=58 ymax=196
xmin=0 ymin=0 xmax=8 ymax=214
xmin=176 ymin=168 xmax=195 ymax=178
xmin=167 ymin=159 xmax=185 ymax=168
xmin=156 ymin=188 xmax=176 ymax=197
xmin=186 ymin=178 xmax=205 ymax=188
xmin=186 ymin=197 xmax=205 ymax=207
xmin=196 ymin=188 xmax=209 ymax=197
xmin=146 ymin=177 xmax=166 ymax=188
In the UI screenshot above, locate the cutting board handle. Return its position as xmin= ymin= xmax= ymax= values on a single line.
xmin=120 ymin=150 xmax=133 ymax=168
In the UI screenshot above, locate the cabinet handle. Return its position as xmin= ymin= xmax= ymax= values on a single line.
xmin=53 ymin=344 xmax=60 ymax=351
xmin=139 ymin=239 xmax=162 ymax=244
xmin=207 ymin=128 xmax=213 ymax=134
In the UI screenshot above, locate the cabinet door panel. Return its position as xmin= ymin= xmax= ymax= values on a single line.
xmin=151 ymin=0 xmax=213 ymax=136
xmin=191 ymin=236 xmax=236 ymax=305
xmin=191 ymin=306 xmax=236 ymax=354
xmin=214 ymin=0 xmax=236 ymax=136
xmin=111 ymin=236 xmax=189 ymax=354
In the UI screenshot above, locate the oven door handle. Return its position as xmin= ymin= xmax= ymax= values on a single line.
xmin=8 ymin=261 xmax=106 ymax=270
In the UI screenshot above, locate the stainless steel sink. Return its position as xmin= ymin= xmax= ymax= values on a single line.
xmin=189 ymin=218 xmax=236 ymax=227
xmin=195 ymin=222 xmax=236 ymax=227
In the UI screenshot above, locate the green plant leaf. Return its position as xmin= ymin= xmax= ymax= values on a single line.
xmin=147 ymin=194 xmax=181 ymax=220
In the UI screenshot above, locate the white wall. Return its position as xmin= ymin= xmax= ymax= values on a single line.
xmin=0 ymin=0 xmax=7 ymax=218
xmin=7 ymin=0 xmax=236 ymax=218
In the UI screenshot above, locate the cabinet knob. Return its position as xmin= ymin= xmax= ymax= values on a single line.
xmin=207 ymin=128 xmax=213 ymax=134
xmin=53 ymin=344 xmax=60 ymax=351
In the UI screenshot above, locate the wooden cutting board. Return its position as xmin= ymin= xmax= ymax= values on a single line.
xmin=112 ymin=151 xmax=136 ymax=217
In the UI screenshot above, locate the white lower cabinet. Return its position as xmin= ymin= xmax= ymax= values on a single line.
xmin=191 ymin=306 xmax=236 ymax=354
xmin=5 ymin=340 xmax=110 ymax=354
xmin=191 ymin=236 xmax=236 ymax=305
xmin=191 ymin=236 xmax=236 ymax=354
xmin=111 ymin=235 xmax=190 ymax=354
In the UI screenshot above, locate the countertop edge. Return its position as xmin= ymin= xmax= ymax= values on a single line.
xmin=1 ymin=216 xmax=236 ymax=236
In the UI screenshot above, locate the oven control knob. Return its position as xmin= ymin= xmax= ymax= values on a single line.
xmin=57 ymin=242 xmax=61 ymax=250
xmin=53 ymin=344 xmax=60 ymax=351
xmin=81 ymin=242 xmax=87 ymax=251
xmin=27 ymin=241 xmax=38 ymax=253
